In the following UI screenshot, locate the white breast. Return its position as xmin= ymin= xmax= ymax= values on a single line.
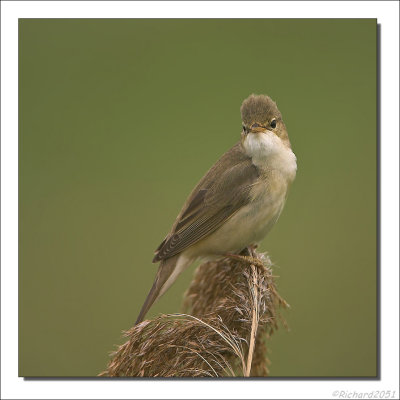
xmin=243 ymin=130 xmax=297 ymax=182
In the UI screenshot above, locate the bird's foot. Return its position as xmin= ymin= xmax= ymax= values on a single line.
xmin=225 ymin=251 xmax=266 ymax=271
xmin=241 ymin=244 xmax=258 ymax=258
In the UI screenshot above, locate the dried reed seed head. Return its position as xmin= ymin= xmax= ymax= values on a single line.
xmin=100 ymin=251 xmax=287 ymax=377
xmin=100 ymin=315 xmax=242 ymax=377
xmin=183 ymin=253 xmax=285 ymax=334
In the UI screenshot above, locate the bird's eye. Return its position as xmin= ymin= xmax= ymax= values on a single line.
xmin=270 ymin=120 xmax=277 ymax=129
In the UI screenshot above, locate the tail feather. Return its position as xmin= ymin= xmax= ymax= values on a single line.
xmin=135 ymin=254 xmax=189 ymax=325
xmin=135 ymin=278 xmax=160 ymax=325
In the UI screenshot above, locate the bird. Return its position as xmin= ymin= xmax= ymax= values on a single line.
xmin=135 ymin=94 xmax=297 ymax=325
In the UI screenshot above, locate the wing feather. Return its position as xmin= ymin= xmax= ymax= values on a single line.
xmin=153 ymin=142 xmax=259 ymax=262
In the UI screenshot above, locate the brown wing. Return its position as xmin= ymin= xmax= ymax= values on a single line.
xmin=153 ymin=142 xmax=259 ymax=262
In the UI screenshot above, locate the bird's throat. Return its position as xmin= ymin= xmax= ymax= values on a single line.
xmin=243 ymin=131 xmax=297 ymax=182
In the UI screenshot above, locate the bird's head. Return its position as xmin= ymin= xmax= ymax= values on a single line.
xmin=240 ymin=94 xmax=291 ymax=149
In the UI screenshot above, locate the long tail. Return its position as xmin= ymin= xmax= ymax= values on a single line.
xmin=135 ymin=254 xmax=189 ymax=325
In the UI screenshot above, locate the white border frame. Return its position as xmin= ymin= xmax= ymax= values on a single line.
xmin=2 ymin=2 xmax=399 ymax=399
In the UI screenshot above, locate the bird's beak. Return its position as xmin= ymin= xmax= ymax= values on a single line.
xmin=250 ymin=124 xmax=267 ymax=134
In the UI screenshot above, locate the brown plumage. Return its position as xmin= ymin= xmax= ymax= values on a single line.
xmin=153 ymin=143 xmax=259 ymax=262
xmin=240 ymin=93 xmax=282 ymax=129
xmin=135 ymin=143 xmax=259 ymax=325
xmin=135 ymin=93 xmax=296 ymax=325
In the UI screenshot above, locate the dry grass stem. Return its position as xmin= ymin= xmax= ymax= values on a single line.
xmin=100 ymin=250 xmax=288 ymax=377
xmin=245 ymin=265 xmax=259 ymax=376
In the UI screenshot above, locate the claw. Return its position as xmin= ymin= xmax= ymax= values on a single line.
xmin=225 ymin=252 xmax=266 ymax=271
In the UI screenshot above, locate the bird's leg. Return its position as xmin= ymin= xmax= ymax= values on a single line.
xmin=244 ymin=244 xmax=258 ymax=258
xmin=225 ymin=246 xmax=265 ymax=271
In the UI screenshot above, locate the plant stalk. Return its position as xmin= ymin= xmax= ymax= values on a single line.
xmin=245 ymin=264 xmax=259 ymax=377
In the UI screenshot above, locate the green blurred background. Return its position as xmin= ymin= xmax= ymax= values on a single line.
xmin=19 ymin=19 xmax=376 ymax=377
